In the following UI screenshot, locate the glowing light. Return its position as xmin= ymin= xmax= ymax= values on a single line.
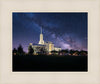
xmin=49 ymin=43 xmax=52 ymax=51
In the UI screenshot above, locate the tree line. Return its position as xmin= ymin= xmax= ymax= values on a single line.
xmin=13 ymin=44 xmax=87 ymax=56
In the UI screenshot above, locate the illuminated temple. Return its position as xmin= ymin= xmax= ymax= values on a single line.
xmin=28 ymin=27 xmax=61 ymax=54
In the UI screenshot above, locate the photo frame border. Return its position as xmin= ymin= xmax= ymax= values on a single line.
xmin=0 ymin=0 xmax=100 ymax=84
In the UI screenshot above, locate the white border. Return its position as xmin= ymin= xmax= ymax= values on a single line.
xmin=0 ymin=0 xmax=100 ymax=84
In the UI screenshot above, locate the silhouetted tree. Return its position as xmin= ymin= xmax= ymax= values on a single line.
xmin=74 ymin=50 xmax=80 ymax=56
xmin=28 ymin=45 xmax=34 ymax=55
xmin=51 ymin=50 xmax=58 ymax=55
xmin=40 ymin=47 xmax=48 ymax=54
xmin=65 ymin=49 xmax=69 ymax=54
xmin=17 ymin=44 xmax=24 ymax=55
xmin=69 ymin=49 xmax=75 ymax=55
xmin=60 ymin=49 xmax=69 ymax=55
xmin=72 ymin=50 xmax=79 ymax=56
xmin=79 ymin=50 xmax=87 ymax=56
xmin=13 ymin=48 xmax=17 ymax=55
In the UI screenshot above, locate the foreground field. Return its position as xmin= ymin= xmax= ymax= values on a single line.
xmin=13 ymin=55 xmax=87 ymax=71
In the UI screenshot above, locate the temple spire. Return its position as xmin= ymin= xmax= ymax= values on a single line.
xmin=41 ymin=26 xmax=42 ymax=34
xmin=38 ymin=26 xmax=44 ymax=45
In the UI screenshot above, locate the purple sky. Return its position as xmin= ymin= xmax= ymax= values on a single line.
xmin=13 ymin=13 xmax=88 ymax=52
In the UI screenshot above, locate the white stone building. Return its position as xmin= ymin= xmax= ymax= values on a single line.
xmin=28 ymin=27 xmax=61 ymax=54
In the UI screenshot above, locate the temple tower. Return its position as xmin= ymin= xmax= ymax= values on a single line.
xmin=38 ymin=27 xmax=44 ymax=45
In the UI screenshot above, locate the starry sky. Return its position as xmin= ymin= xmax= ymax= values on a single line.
xmin=13 ymin=12 xmax=87 ymax=52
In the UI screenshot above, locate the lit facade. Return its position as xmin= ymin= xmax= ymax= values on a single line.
xmin=28 ymin=27 xmax=61 ymax=54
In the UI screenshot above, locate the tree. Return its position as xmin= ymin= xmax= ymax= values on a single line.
xmin=60 ymin=49 xmax=69 ymax=55
xmin=69 ymin=49 xmax=75 ymax=55
xmin=40 ymin=47 xmax=48 ymax=54
xmin=65 ymin=49 xmax=69 ymax=54
xmin=51 ymin=50 xmax=58 ymax=55
xmin=73 ymin=50 xmax=80 ymax=56
xmin=28 ymin=45 xmax=34 ymax=55
xmin=13 ymin=48 xmax=17 ymax=55
xmin=17 ymin=44 xmax=24 ymax=55
xmin=79 ymin=50 xmax=87 ymax=56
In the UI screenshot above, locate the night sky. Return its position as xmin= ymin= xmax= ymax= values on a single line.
xmin=13 ymin=13 xmax=87 ymax=52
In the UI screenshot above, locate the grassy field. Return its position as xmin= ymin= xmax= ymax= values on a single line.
xmin=13 ymin=55 xmax=87 ymax=72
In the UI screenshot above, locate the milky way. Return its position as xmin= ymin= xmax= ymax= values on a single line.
xmin=13 ymin=13 xmax=87 ymax=52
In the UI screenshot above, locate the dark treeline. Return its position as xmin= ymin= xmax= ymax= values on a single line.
xmin=13 ymin=44 xmax=87 ymax=56
xmin=13 ymin=44 xmax=25 ymax=55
